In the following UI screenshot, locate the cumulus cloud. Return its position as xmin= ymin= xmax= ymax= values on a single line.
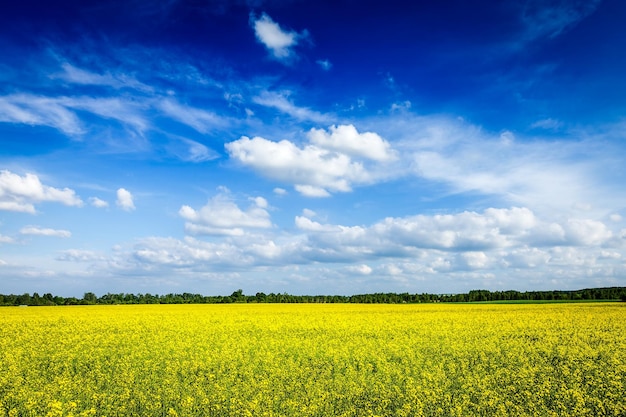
xmin=91 ymin=202 xmax=626 ymax=292
xmin=131 ymin=235 xmax=285 ymax=269
xmin=20 ymin=226 xmax=71 ymax=238
xmin=226 ymin=124 xmax=397 ymax=197
xmin=227 ymin=135 xmax=365 ymax=197
xmin=308 ymin=124 xmax=396 ymax=162
xmin=295 ymin=207 xmax=618 ymax=263
xmin=89 ymin=197 xmax=109 ymax=208
xmin=179 ymin=193 xmax=272 ymax=236
xmin=116 ymin=188 xmax=135 ymax=211
xmin=0 ymin=170 xmax=83 ymax=213
xmin=295 ymin=216 xmax=341 ymax=232
xmin=251 ymin=13 xmax=308 ymax=62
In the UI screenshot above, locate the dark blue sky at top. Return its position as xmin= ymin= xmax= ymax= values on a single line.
xmin=3 ymin=0 xmax=625 ymax=132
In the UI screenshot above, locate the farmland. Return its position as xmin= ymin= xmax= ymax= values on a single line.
xmin=1 ymin=303 xmax=625 ymax=416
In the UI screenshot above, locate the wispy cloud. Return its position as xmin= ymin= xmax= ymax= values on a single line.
xmin=165 ymin=137 xmax=219 ymax=163
xmin=63 ymin=96 xmax=150 ymax=133
xmin=252 ymin=91 xmax=330 ymax=123
xmin=20 ymin=226 xmax=72 ymax=238
xmin=0 ymin=94 xmax=84 ymax=136
xmin=366 ymin=113 xmax=625 ymax=218
xmin=157 ymin=99 xmax=228 ymax=134
xmin=520 ymin=0 xmax=602 ymax=41
xmin=54 ymin=62 xmax=153 ymax=92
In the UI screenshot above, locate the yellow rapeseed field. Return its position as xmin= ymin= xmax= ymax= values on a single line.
xmin=0 ymin=303 xmax=625 ymax=416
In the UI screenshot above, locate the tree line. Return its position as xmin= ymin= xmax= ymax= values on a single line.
xmin=1 ymin=287 xmax=625 ymax=306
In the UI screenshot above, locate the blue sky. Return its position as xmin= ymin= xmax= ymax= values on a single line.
xmin=1 ymin=0 xmax=625 ymax=296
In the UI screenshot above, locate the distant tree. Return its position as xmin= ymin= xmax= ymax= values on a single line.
xmin=230 ymin=289 xmax=244 ymax=302
xmin=83 ymin=292 xmax=97 ymax=304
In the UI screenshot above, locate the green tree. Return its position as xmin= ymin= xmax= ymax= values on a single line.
xmin=83 ymin=292 xmax=97 ymax=304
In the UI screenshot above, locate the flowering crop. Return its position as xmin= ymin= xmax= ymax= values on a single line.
xmin=1 ymin=303 xmax=624 ymax=416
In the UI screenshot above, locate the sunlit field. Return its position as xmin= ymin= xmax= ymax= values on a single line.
xmin=1 ymin=303 xmax=625 ymax=416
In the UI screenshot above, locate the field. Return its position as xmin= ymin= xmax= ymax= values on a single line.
xmin=1 ymin=303 xmax=625 ymax=416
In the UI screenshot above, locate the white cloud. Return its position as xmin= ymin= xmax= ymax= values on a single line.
xmin=226 ymin=135 xmax=371 ymax=196
xmin=503 ymin=247 xmax=551 ymax=269
xmin=295 ymin=216 xmax=340 ymax=232
xmin=179 ymin=193 xmax=272 ymax=236
xmin=130 ymin=235 xmax=285 ymax=269
xmin=226 ymin=125 xmax=399 ymax=197
xmin=116 ymin=188 xmax=135 ymax=211
xmin=0 ymin=170 xmax=83 ymax=213
xmin=20 ymin=226 xmax=71 ymax=238
xmin=294 ymin=207 xmax=618 ymax=262
xmin=459 ymin=251 xmax=490 ymax=270
xmin=295 ymin=185 xmax=331 ymax=198
xmin=252 ymin=13 xmax=308 ymax=62
xmin=564 ymin=219 xmax=612 ymax=246
xmin=252 ymin=91 xmax=329 ymax=123
xmin=89 ymin=197 xmax=109 ymax=208
xmin=308 ymin=124 xmax=397 ymax=162
xmin=252 ymin=196 xmax=268 ymax=209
